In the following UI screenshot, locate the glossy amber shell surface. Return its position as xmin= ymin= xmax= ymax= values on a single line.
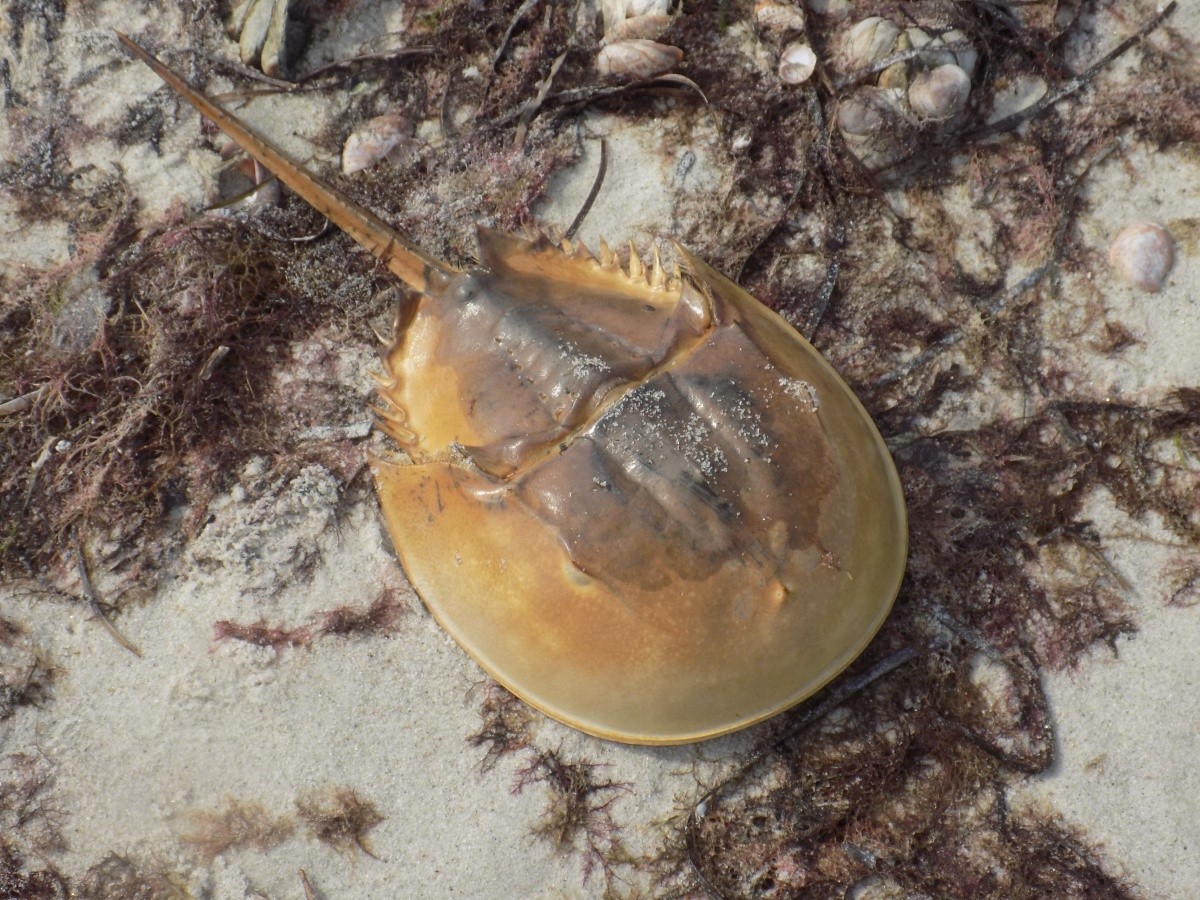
xmin=371 ymin=233 xmax=907 ymax=743
xmin=121 ymin=33 xmax=908 ymax=745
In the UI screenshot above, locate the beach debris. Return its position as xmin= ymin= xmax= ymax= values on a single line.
xmin=1109 ymin=222 xmax=1174 ymax=292
xmin=218 ymin=139 xmax=281 ymax=209
xmin=595 ymin=38 xmax=683 ymax=78
xmin=598 ymin=0 xmax=682 ymax=76
xmin=49 ymin=269 xmax=112 ymax=358
xmin=778 ymin=42 xmax=817 ymax=85
xmin=907 ymin=63 xmax=972 ymax=120
xmin=225 ymin=0 xmax=305 ymax=77
xmin=296 ymin=788 xmax=384 ymax=857
xmin=607 ymin=13 xmax=673 ymax=42
xmin=341 ymin=112 xmax=415 ymax=175
xmin=836 ymin=87 xmax=905 ymax=169
xmin=121 ymin=34 xmax=907 ymax=745
xmin=842 ymin=16 xmax=901 ymax=71
xmin=754 ymin=0 xmax=806 ymax=36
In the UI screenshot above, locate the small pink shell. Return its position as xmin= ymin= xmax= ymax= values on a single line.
xmin=1109 ymin=222 xmax=1173 ymax=293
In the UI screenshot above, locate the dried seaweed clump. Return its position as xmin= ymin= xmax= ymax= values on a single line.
xmin=179 ymin=786 xmax=384 ymax=862
xmin=0 ymin=751 xmax=64 ymax=870
xmin=512 ymin=749 xmax=632 ymax=891
xmin=212 ymin=584 xmax=408 ymax=652
xmin=467 ymin=679 xmax=535 ymax=772
xmin=0 ymin=202 xmax=383 ymax=600
xmin=295 ymin=787 xmax=384 ymax=858
xmin=178 ymin=797 xmax=295 ymax=863
xmin=0 ymin=615 xmax=55 ymax=721
xmin=667 ymin=644 xmax=1133 ymax=899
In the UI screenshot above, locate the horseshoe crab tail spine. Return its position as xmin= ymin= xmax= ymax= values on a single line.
xmin=116 ymin=32 xmax=454 ymax=296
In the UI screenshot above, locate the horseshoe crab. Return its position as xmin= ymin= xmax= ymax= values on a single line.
xmin=119 ymin=34 xmax=907 ymax=744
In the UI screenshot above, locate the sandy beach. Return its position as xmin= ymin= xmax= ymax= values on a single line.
xmin=2 ymin=1 xmax=1198 ymax=897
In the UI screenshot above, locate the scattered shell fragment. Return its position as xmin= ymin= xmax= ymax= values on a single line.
xmin=807 ymin=0 xmax=850 ymax=16
xmin=1109 ymin=222 xmax=1174 ymax=293
xmin=838 ymin=91 xmax=885 ymax=136
xmin=843 ymin=16 xmax=900 ymax=69
xmin=342 ymin=113 xmax=414 ymax=175
xmin=626 ymin=0 xmax=671 ymax=15
xmin=218 ymin=141 xmax=281 ymax=209
xmin=595 ymin=39 xmax=684 ymax=79
xmin=907 ymin=64 xmax=971 ymax=120
xmin=779 ymin=42 xmax=817 ymax=85
xmin=602 ymin=0 xmax=672 ymax=38
xmin=755 ymin=0 xmax=806 ymax=35
xmin=837 ymin=88 xmax=905 ymax=169
xmin=226 ymin=0 xmax=304 ymax=77
xmin=607 ymin=13 xmax=672 ymax=42
xmin=904 ymin=26 xmax=978 ymax=78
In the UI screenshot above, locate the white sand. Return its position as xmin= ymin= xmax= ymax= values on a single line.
xmin=2 ymin=2 xmax=1198 ymax=898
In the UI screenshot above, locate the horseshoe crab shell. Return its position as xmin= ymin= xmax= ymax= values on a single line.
xmin=119 ymin=34 xmax=907 ymax=745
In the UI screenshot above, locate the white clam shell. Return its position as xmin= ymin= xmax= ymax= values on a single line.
xmin=907 ymin=63 xmax=971 ymax=120
xmin=779 ymin=42 xmax=817 ymax=85
xmin=595 ymin=39 xmax=683 ymax=79
xmin=843 ymin=16 xmax=900 ymax=69
xmin=905 ymin=26 xmax=977 ymax=78
xmin=807 ymin=0 xmax=851 ymax=17
xmin=626 ymin=0 xmax=671 ymax=15
xmin=607 ymin=13 xmax=673 ymax=42
xmin=837 ymin=88 xmax=905 ymax=169
xmin=342 ymin=113 xmax=413 ymax=176
xmin=1109 ymin=222 xmax=1174 ymax=293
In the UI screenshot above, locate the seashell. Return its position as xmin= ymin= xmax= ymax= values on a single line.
xmin=626 ymin=0 xmax=671 ymax=15
xmin=837 ymin=90 xmax=885 ymax=136
xmin=806 ymin=0 xmax=850 ymax=17
xmin=837 ymin=88 xmax=905 ymax=169
xmin=259 ymin=0 xmax=295 ymax=78
xmin=225 ymin=0 xmax=255 ymax=39
xmin=227 ymin=0 xmax=301 ymax=77
xmin=876 ymin=28 xmax=910 ymax=89
xmin=938 ymin=28 xmax=978 ymax=78
xmin=907 ymin=64 xmax=971 ymax=120
xmin=342 ymin=113 xmax=414 ymax=175
xmin=595 ymin=39 xmax=684 ymax=79
xmin=754 ymin=0 xmax=806 ymax=35
xmin=122 ymin=33 xmax=907 ymax=746
xmin=237 ymin=0 xmax=274 ymax=66
xmin=778 ymin=42 xmax=817 ymax=85
xmin=1109 ymin=222 xmax=1174 ymax=293
xmin=904 ymin=26 xmax=977 ymax=78
xmin=842 ymin=16 xmax=900 ymax=69
xmin=607 ymin=13 xmax=673 ymax=42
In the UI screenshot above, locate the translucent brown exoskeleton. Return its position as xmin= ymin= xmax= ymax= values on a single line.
xmin=120 ymin=33 xmax=907 ymax=744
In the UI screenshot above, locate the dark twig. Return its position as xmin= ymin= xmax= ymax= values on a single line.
xmin=874 ymin=135 xmax=1114 ymax=390
xmin=493 ymin=0 xmax=540 ymax=72
xmin=297 ymin=47 xmax=435 ymax=84
xmin=734 ymin=174 xmax=807 ymax=282
xmin=684 ymin=645 xmax=918 ymax=889
xmin=834 ymin=41 xmax=974 ymax=91
xmin=802 ymin=220 xmax=845 ymax=339
xmin=565 ymin=138 xmax=608 ymax=239
xmin=494 ymin=74 xmax=708 ymax=127
xmin=961 ymin=1 xmax=1177 ymax=142
xmin=514 ymin=50 xmax=569 ymax=147
xmin=0 ymin=385 xmax=47 ymax=417
xmin=74 ymin=537 xmax=142 ymax=657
